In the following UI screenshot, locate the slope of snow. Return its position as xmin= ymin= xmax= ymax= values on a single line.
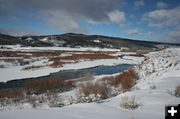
xmin=1 ymin=48 xmax=180 ymax=119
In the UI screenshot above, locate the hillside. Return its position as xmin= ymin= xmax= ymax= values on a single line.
xmin=1 ymin=33 xmax=178 ymax=50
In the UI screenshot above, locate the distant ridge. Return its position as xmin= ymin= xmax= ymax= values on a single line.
xmin=0 ymin=32 xmax=179 ymax=50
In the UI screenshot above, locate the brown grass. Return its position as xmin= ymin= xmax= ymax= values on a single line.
xmin=100 ymin=76 xmax=116 ymax=86
xmin=0 ymin=58 xmax=24 ymax=63
xmin=24 ymin=78 xmax=65 ymax=95
xmin=49 ymin=53 xmax=116 ymax=62
xmin=175 ymin=85 xmax=180 ymax=97
xmin=98 ymin=67 xmax=138 ymax=90
xmin=65 ymin=80 xmax=75 ymax=87
xmin=48 ymin=53 xmax=116 ymax=67
xmin=0 ymin=89 xmax=24 ymax=102
xmin=128 ymin=67 xmax=139 ymax=81
xmin=0 ymin=50 xmax=117 ymax=69
xmin=0 ymin=51 xmax=62 ymax=58
xmin=120 ymin=95 xmax=138 ymax=109
xmin=0 ymin=50 xmax=116 ymax=59
xmin=120 ymin=72 xmax=134 ymax=90
xmin=128 ymin=53 xmax=145 ymax=57
xmin=49 ymin=61 xmax=69 ymax=67
xmin=77 ymin=81 xmax=111 ymax=99
xmin=22 ymin=65 xmax=45 ymax=70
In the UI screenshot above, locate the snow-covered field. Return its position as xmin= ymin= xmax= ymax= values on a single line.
xmin=0 ymin=47 xmax=180 ymax=119
xmin=0 ymin=45 xmax=141 ymax=82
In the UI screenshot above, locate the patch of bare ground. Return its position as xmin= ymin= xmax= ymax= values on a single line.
xmin=22 ymin=65 xmax=45 ymax=70
xmin=128 ymin=53 xmax=145 ymax=57
xmin=48 ymin=61 xmax=72 ymax=68
xmin=0 ymin=58 xmax=25 ymax=64
xmin=0 ymin=50 xmax=117 ymax=68
xmin=48 ymin=53 xmax=116 ymax=67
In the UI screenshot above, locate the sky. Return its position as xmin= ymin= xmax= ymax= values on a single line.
xmin=0 ymin=0 xmax=180 ymax=43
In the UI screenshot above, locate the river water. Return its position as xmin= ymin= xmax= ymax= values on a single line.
xmin=0 ymin=63 xmax=134 ymax=89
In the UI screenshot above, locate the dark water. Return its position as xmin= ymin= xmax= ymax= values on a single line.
xmin=87 ymin=64 xmax=133 ymax=75
xmin=0 ymin=64 xmax=134 ymax=89
xmin=49 ymin=64 xmax=134 ymax=79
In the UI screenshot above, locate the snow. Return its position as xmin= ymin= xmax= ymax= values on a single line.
xmin=0 ymin=57 xmax=142 ymax=82
xmin=0 ymin=46 xmax=141 ymax=82
xmin=25 ymin=38 xmax=33 ymax=42
xmin=40 ymin=37 xmax=48 ymax=41
xmin=0 ymin=45 xmax=120 ymax=52
xmin=1 ymin=47 xmax=180 ymax=119
xmin=93 ymin=39 xmax=101 ymax=43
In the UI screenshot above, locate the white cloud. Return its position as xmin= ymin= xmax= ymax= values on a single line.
xmin=108 ymin=10 xmax=126 ymax=23
xmin=0 ymin=27 xmax=42 ymax=36
xmin=43 ymin=10 xmax=89 ymax=34
xmin=126 ymin=29 xmax=142 ymax=35
xmin=144 ymin=6 xmax=180 ymax=28
xmin=159 ymin=30 xmax=180 ymax=44
xmin=134 ymin=0 xmax=144 ymax=8
xmin=146 ymin=32 xmax=155 ymax=37
xmin=156 ymin=1 xmax=168 ymax=9
xmin=0 ymin=0 xmax=125 ymax=34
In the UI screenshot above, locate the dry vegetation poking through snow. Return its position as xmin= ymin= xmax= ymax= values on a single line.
xmin=137 ymin=48 xmax=180 ymax=78
xmin=67 ymin=47 xmax=180 ymax=107
xmin=0 ymin=47 xmax=117 ymax=70
xmin=0 ymin=78 xmax=75 ymax=108
xmin=1 ymin=47 xmax=180 ymax=119
xmin=75 ymin=67 xmax=139 ymax=103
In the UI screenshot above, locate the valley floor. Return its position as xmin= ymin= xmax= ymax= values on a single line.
xmin=0 ymin=45 xmax=141 ymax=82
xmin=0 ymin=47 xmax=180 ymax=119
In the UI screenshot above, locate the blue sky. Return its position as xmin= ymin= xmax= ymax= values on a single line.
xmin=0 ymin=0 xmax=180 ymax=43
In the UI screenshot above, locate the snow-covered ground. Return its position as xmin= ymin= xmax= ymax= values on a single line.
xmin=0 ymin=45 xmax=121 ymax=52
xmin=0 ymin=45 xmax=142 ymax=82
xmin=0 ymin=47 xmax=180 ymax=119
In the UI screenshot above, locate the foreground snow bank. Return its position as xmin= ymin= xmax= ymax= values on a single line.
xmin=1 ymin=47 xmax=180 ymax=119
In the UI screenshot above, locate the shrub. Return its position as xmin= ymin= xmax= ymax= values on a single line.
xmin=76 ymin=81 xmax=111 ymax=102
xmin=120 ymin=95 xmax=138 ymax=110
xmin=100 ymin=76 xmax=116 ymax=86
xmin=128 ymin=67 xmax=139 ymax=81
xmin=98 ymin=67 xmax=138 ymax=91
xmin=175 ymin=85 xmax=180 ymax=97
xmin=65 ymin=80 xmax=75 ymax=87
xmin=114 ymin=74 xmax=122 ymax=87
xmin=0 ymin=65 xmax=5 ymax=68
xmin=76 ymin=93 xmax=101 ymax=103
xmin=119 ymin=72 xmax=134 ymax=90
xmin=47 ymin=92 xmax=64 ymax=107
xmin=149 ymin=84 xmax=156 ymax=90
xmin=12 ymin=89 xmax=24 ymax=104
xmin=24 ymin=78 xmax=65 ymax=95
xmin=80 ymin=71 xmax=94 ymax=81
xmin=26 ymin=95 xmax=40 ymax=108
xmin=0 ymin=88 xmax=25 ymax=107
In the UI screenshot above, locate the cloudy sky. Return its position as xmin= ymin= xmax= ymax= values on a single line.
xmin=0 ymin=0 xmax=180 ymax=43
